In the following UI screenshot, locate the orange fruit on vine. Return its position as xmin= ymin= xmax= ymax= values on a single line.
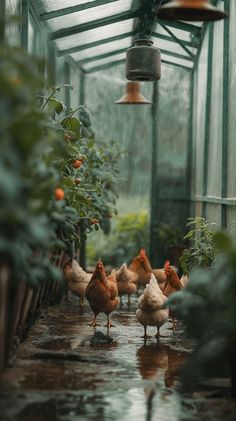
xmin=54 ymin=188 xmax=65 ymax=201
xmin=72 ymin=160 xmax=83 ymax=169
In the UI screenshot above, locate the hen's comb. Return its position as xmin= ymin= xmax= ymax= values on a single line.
xmin=97 ymin=259 xmax=103 ymax=269
xmin=139 ymin=249 xmax=146 ymax=257
xmin=164 ymin=260 xmax=170 ymax=269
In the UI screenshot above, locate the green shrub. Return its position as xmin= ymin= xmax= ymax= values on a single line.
xmin=168 ymin=232 xmax=236 ymax=397
xmin=179 ymin=217 xmax=219 ymax=275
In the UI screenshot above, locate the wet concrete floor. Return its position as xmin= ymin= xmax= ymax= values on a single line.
xmin=0 ymin=294 xmax=235 ymax=421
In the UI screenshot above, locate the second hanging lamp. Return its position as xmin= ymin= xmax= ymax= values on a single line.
xmin=126 ymin=39 xmax=161 ymax=82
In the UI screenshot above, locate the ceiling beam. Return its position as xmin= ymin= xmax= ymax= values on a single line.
xmin=57 ymin=30 xmax=135 ymax=57
xmin=84 ymin=58 xmax=126 ymax=74
xmin=158 ymin=20 xmax=195 ymax=58
xmin=40 ymin=0 xmax=119 ymax=21
xmin=84 ymin=56 xmax=192 ymax=74
xmin=157 ymin=18 xmax=201 ymax=33
xmin=57 ymin=29 xmax=195 ymax=57
xmin=76 ymin=45 xmax=194 ymax=66
xmin=50 ymin=9 xmax=139 ymax=40
xmin=152 ymin=32 xmax=195 ymax=47
xmin=161 ymin=59 xmax=193 ymax=71
xmin=76 ymin=47 xmax=127 ymax=65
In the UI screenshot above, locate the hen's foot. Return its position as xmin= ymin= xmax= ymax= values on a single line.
xmin=89 ymin=320 xmax=100 ymax=327
xmin=141 ymin=335 xmax=152 ymax=339
xmin=105 ymin=321 xmax=115 ymax=328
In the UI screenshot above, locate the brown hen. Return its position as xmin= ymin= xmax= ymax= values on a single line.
xmin=128 ymin=249 xmax=166 ymax=290
xmin=163 ymin=260 xmax=182 ymax=297
xmin=163 ymin=260 xmax=183 ymax=330
xmin=86 ymin=260 xmax=119 ymax=328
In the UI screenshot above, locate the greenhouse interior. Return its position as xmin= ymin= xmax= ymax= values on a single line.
xmin=1 ymin=0 xmax=236 ymax=420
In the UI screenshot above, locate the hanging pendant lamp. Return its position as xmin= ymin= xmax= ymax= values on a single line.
xmin=126 ymin=39 xmax=161 ymax=82
xmin=156 ymin=0 xmax=228 ymax=22
xmin=115 ymin=82 xmax=152 ymax=105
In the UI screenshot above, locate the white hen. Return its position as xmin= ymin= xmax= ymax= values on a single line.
xmin=115 ymin=263 xmax=138 ymax=304
xmin=136 ymin=273 xmax=169 ymax=339
xmin=64 ymin=259 xmax=92 ymax=306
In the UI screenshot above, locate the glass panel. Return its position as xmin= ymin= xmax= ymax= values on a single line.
xmin=71 ymin=37 xmax=132 ymax=62
xmin=5 ymin=0 xmax=21 ymax=46
xmin=205 ymin=203 xmax=221 ymax=228
xmin=155 ymin=25 xmax=193 ymax=43
xmin=56 ymin=19 xmax=134 ymax=50
xmin=207 ymin=5 xmax=224 ymax=197
xmin=34 ymin=1 xmax=96 ymax=14
xmin=155 ymin=37 xmax=194 ymax=57
xmin=161 ymin=54 xmax=193 ymax=68
xmin=228 ymin=0 xmax=236 ymax=197
xmin=193 ymin=29 xmax=209 ymax=196
xmin=47 ymin=0 xmax=132 ymax=31
xmin=83 ymin=52 xmax=126 ymax=70
xmin=227 ymin=207 xmax=236 ymax=236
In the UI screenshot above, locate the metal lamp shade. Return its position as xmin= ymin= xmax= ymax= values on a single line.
xmin=156 ymin=0 xmax=228 ymax=22
xmin=115 ymin=82 xmax=152 ymax=105
xmin=126 ymin=39 xmax=161 ymax=82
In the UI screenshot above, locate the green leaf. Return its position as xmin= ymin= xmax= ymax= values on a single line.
xmin=78 ymin=105 xmax=92 ymax=127
xmin=61 ymin=116 xmax=80 ymax=134
xmin=48 ymin=97 xmax=64 ymax=114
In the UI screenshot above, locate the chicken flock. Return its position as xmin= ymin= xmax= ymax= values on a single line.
xmin=64 ymin=249 xmax=188 ymax=338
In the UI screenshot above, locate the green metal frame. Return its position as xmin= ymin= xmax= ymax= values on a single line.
xmin=221 ymin=0 xmax=230 ymax=228
xmin=83 ymin=56 xmax=192 ymax=74
xmin=76 ymin=45 xmax=194 ymax=66
xmin=0 ymin=0 xmax=6 ymax=43
xmin=152 ymin=32 xmax=194 ymax=47
xmin=40 ymin=0 xmax=119 ymax=21
xmin=202 ymin=22 xmax=214 ymax=219
xmin=21 ymin=0 xmax=29 ymax=49
xmin=46 ymin=0 xmax=202 ymax=72
xmin=57 ymin=31 xmax=136 ymax=57
xmin=186 ymin=71 xmax=194 ymax=209
xmin=50 ymin=9 xmax=139 ymax=40
xmin=150 ymin=80 xmax=159 ymax=263
xmin=157 ymin=20 xmax=195 ymax=58
xmin=64 ymin=61 xmax=71 ymax=112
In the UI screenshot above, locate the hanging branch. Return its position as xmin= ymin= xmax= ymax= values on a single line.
xmin=42 ymin=84 xmax=72 ymax=110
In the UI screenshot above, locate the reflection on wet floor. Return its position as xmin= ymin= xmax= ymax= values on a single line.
xmin=0 ymin=296 xmax=194 ymax=421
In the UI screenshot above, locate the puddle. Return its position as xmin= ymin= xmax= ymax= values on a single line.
xmin=0 ymin=297 xmax=234 ymax=421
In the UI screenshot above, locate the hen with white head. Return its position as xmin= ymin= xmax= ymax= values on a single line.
xmin=136 ymin=274 xmax=169 ymax=339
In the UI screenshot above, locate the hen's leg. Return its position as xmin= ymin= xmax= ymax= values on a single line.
xmin=142 ymin=326 xmax=151 ymax=339
xmin=79 ymin=296 xmax=84 ymax=307
xmin=89 ymin=314 xmax=100 ymax=327
xmin=155 ymin=326 xmax=160 ymax=339
xmin=127 ymin=295 xmax=131 ymax=305
xmin=105 ymin=315 xmax=115 ymax=328
xmin=172 ymin=317 xmax=176 ymax=331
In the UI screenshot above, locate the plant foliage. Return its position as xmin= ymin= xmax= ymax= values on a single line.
xmin=0 ymin=41 xmax=120 ymax=286
xmin=179 ymin=217 xmax=219 ymax=275
xmin=167 ymin=232 xmax=236 ymax=396
xmin=86 ymin=210 xmax=149 ymax=268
